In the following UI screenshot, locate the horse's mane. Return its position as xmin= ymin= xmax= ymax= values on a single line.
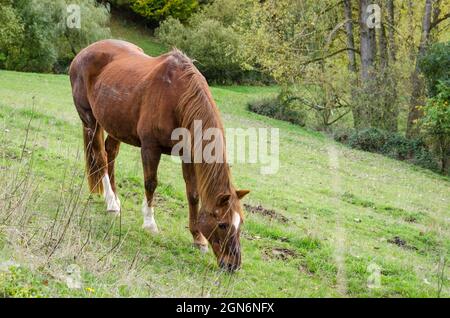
xmin=170 ymin=49 xmax=237 ymax=212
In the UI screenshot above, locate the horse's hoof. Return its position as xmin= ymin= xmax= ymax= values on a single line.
xmin=106 ymin=198 xmax=120 ymax=214
xmin=107 ymin=209 xmax=120 ymax=217
xmin=194 ymin=243 xmax=208 ymax=254
xmin=143 ymin=224 xmax=159 ymax=234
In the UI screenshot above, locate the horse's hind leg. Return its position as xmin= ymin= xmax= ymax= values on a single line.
xmin=105 ymin=135 xmax=121 ymax=213
xmin=141 ymin=144 xmax=161 ymax=234
xmin=76 ymin=105 xmax=120 ymax=214
xmin=82 ymin=121 xmax=120 ymax=215
xmin=71 ymin=75 xmax=119 ymax=214
xmin=182 ymin=163 xmax=208 ymax=253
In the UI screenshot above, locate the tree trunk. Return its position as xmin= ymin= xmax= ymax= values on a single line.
xmin=379 ymin=23 xmax=388 ymax=69
xmin=354 ymin=0 xmax=377 ymax=129
xmin=430 ymin=0 xmax=442 ymax=42
xmin=406 ymin=0 xmax=433 ymax=138
xmin=343 ymin=0 xmax=357 ymax=73
xmin=359 ymin=0 xmax=376 ymax=82
xmin=387 ymin=0 xmax=396 ymax=62
xmin=381 ymin=0 xmax=398 ymax=132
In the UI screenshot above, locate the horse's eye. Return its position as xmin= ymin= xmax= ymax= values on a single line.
xmin=218 ymin=222 xmax=228 ymax=230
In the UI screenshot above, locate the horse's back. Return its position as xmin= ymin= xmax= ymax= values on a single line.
xmin=69 ymin=39 xmax=146 ymax=85
xmin=70 ymin=40 xmax=182 ymax=147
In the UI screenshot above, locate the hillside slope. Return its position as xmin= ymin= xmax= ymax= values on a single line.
xmin=0 ymin=69 xmax=448 ymax=297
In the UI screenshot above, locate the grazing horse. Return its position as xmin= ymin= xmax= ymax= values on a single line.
xmin=69 ymin=40 xmax=249 ymax=271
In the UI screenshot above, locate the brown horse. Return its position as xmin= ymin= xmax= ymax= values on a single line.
xmin=69 ymin=39 xmax=249 ymax=271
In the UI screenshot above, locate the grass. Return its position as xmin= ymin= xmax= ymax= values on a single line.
xmin=0 ymin=68 xmax=448 ymax=298
xmin=0 ymin=17 xmax=449 ymax=297
xmin=109 ymin=15 xmax=167 ymax=56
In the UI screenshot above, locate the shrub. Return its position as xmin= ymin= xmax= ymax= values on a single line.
xmin=348 ymin=128 xmax=388 ymax=153
xmin=0 ymin=0 xmax=110 ymax=73
xmin=247 ymin=96 xmax=306 ymax=126
xmin=131 ymin=0 xmax=199 ymax=24
xmin=157 ymin=17 xmax=244 ymax=83
xmin=419 ymin=42 xmax=450 ymax=97
xmin=332 ymin=128 xmax=353 ymax=144
xmin=156 ymin=0 xmax=270 ymax=83
xmin=338 ymin=127 xmax=439 ymax=172
xmin=420 ymin=82 xmax=450 ymax=173
xmin=0 ymin=1 xmax=24 ymax=67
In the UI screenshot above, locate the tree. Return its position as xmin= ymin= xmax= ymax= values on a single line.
xmin=131 ymin=0 xmax=199 ymax=25
xmin=420 ymin=82 xmax=450 ymax=173
xmin=0 ymin=0 xmax=110 ymax=73
xmin=406 ymin=0 xmax=449 ymax=137
xmin=343 ymin=0 xmax=357 ymax=73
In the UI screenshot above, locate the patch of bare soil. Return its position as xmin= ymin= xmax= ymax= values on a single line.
xmin=262 ymin=247 xmax=297 ymax=261
xmin=244 ymin=204 xmax=290 ymax=223
xmin=387 ymin=236 xmax=418 ymax=251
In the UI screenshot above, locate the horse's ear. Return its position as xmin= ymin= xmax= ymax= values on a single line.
xmin=236 ymin=189 xmax=250 ymax=200
xmin=217 ymin=193 xmax=231 ymax=207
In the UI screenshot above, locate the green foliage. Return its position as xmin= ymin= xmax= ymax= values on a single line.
xmin=235 ymin=0 xmax=337 ymax=85
xmin=419 ymin=42 xmax=450 ymax=97
xmin=341 ymin=128 xmax=439 ymax=172
xmin=247 ymin=94 xmax=306 ymax=126
xmin=0 ymin=1 xmax=24 ymax=65
xmin=352 ymin=70 xmax=400 ymax=132
xmin=0 ymin=0 xmax=110 ymax=73
xmin=420 ymin=82 xmax=450 ymax=172
xmin=157 ymin=17 xmax=243 ymax=83
xmin=190 ymin=0 xmax=243 ymax=27
xmin=131 ymin=0 xmax=199 ymax=24
xmin=156 ymin=0 xmax=270 ymax=83
xmin=0 ymin=266 xmax=48 ymax=297
xmin=348 ymin=128 xmax=389 ymax=153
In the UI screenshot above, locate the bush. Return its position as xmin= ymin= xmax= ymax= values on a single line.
xmin=247 ymin=96 xmax=306 ymax=126
xmin=332 ymin=128 xmax=353 ymax=144
xmin=0 ymin=0 xmax=110 ymax=73
xmin=156 ymin=0 xmax=269 ymax=83
xmin=419 ymin=42 xmax=450 ymax=97
xmin=0 ymin=1 xmax=24 ymax=66
xmin=420 ymin=82 xmax=450 ymax=173
xmin=156 ymin=17 xmax=244 ymax=83
xmin=131 ymin=0 xmax=199 ymax=24
xmin=348 ymin=128 xmax=388 ymax=153
xmin=338 ymin=128 xmax=439 ymax=172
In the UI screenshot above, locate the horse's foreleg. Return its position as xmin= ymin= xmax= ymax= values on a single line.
xmin=182 ymin=163 xmax=208 ymax=253
xmin=141 ymin=144 xmax=161 ymax=234
xmin=105 ymin=135 xmax=121 ymax=214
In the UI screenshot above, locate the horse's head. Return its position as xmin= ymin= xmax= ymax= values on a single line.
xmin=198 ymin=189 xmax=250 ymax=272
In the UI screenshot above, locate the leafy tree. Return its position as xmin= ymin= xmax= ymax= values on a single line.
xmin=131 ymin=0 xmax=199 ymax=24
xmin=235 ymin=0 xmax=352 ymax=129
xmin=156 ymin=0 xmax=251 ymax=83
xmin=419 ymin=42 xmax=450 ymax=97
xmin=157 ymin=17 xmax=242 ymax=83
xmin=0 ymin=0 xmax=110 ymax=73
xmin=0 ymin=0 xmax=24 ymax=67
xmin=420 ymin=82 xmax=450 ymax=173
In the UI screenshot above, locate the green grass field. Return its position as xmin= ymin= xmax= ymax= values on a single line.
xmin=0 ymin=68 xmax=448 ymax=298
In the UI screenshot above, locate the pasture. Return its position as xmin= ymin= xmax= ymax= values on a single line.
xmin=0 ymin=68 xmax=448 ymax=297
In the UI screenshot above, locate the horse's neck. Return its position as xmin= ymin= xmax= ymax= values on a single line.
xmin=176 ymin=68 xmax=232 ymax=206
xmin=195 ymin=162 xmax=231 ymax=209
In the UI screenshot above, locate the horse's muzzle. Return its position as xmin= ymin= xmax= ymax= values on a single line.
xmin=219 ymin=260 xmax=240 ymax=273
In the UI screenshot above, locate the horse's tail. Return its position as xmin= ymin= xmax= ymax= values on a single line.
xmin=82 ymin=123 xmax=106 ymax=195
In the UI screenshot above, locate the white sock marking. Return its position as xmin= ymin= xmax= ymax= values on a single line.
xmin=232 ymin=212 xmax=241 ymax=230
xmin=102 ymin=174 xmax=120 ymax=214
xmin=142 ymin=199 xmax=159 ymax=234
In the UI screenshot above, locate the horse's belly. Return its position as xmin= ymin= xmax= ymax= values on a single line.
xmin=90 ymin=85 xmax=142 ymax=147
